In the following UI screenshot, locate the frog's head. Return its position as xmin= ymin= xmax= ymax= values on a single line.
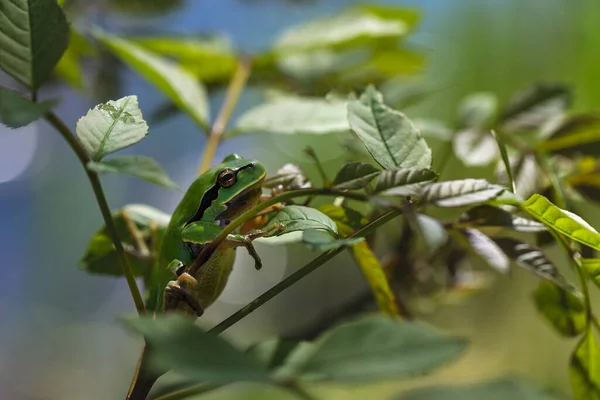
xmin=207 ymin=154 xmax=267 ymax=224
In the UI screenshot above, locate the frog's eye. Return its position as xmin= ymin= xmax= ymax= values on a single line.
xmin=217 ymin=169 xmax=236 ymax=188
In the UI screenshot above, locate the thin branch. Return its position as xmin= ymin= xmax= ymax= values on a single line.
xmin=198 ymin=58 xmax=252 ymax=175
xmin=45 ymin=112 xmax=146 ymax=314
xmin=154 ymin=383 xmax=216 ymax=400
xmin=209 ymin=208 xmax=403 ymax=335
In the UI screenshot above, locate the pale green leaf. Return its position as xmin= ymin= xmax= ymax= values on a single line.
xmin=131 ymin=35 xmax=237 ymax=83
xmin=0 ymin=0 xmax=69 ymax=90
xmin=333 ymin=162 xmax=381 ymax=190
xmin=279 ymin=314 xmax=466 ymax=382
xmin=348 ymin=86 xmax=432 ymax=169
xmin=318 ymin=204 xmax=367 ymax=236
xmin=581 ymin=258 xmax=600 ymax=291
xmin=374 ymin=167 xmax=438 ymax=196
xmin=452 ymin=129 xmax=499 ymax=167
xmin=533 ymin=281 xmax=585 ymax=337
xmin=76 ymin=95 xmax=149 ymax=160
xmin=493 ymin=131 xmax=516 ymax=193
xmin=263 ymin=163 xmax=311 ymax=190
xmin=458 ymin=205 xmax=546 ymax=233
xmin=302 ymin=229 xmax=364 ymax=250
xmin=412 ymin=118 xmax=453 ymax=141
xmin=188 ymin=383 xmax=302 ymax=400
xmin=495 ymin=238 xmax=577 ymax=293
xmin=457 ymin=92 xmax=498 ymax=129
xmin=399 ymin=377 xmax=567 ymax=400
xmin=538 ymin=114 xmax=600 ymax=156
xmin=496 ymin=154 xmax=540 ymax=198
xmin=459 ymin=228 xmax=510 ymax=273
xmin=264 ymin=205 xmax=338 ymax=237
xmin=0 ymin=87 xmax=59 ymax=128
xmin=123 ymin=314 xmax=269 ymax=383
xmin=93 ymin=29 xmax=209 ymax=130
xmin=501 ymin=83 xmax=572 ymax=132
xmin=231 ymin=96 xmax=348 ymax=137
xmin=274 ymin=8 xmax=413 ymax=53
xmin=523 ymin=194 xmax=600 ymax=251
xmin=570 ymin=326 xmax=600 ymax=400
xmin=87 ymin=155 xmax=180 ymax=190
xmin=420 ymin=179 xmax=507 ymax=207
xmin=414 ymin=214 xmax=448 ymax=252
xmin=79 ymin=204 xmax=170 ymax=276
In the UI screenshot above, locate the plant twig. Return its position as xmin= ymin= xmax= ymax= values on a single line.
xmin=198 ymin=58 xmax=252 ymax=175
xmin=209 ymin=208 xmax=403 ymax=335
xmin=188 ymin=188 xmax=370 ymax=276
xmin=154 ymin=383 xmax=217 ymax=400
xmin=45 ymin=112 xmax=146 ymax=314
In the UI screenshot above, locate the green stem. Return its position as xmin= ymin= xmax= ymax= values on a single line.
xmin=209 ymin=208 xmax=402 ymax=335
xmin=45 ymin=112 xmax=146 ymax=315
xmin=534 ymin=151 xmax=567 ymax=209
xmin=154 ymin=383 xmax=217 ymax=400
xmin=188 ymin=188 xmax=369 ymax=275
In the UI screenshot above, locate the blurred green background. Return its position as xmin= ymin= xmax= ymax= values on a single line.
xmin=2 ymin=0 xmax=600 ymax=399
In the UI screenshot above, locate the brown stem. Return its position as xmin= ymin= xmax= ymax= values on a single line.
xmin=197 ymin=57 xmax=252 ymax=175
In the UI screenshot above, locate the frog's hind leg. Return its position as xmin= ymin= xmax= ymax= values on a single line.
xmin=163 ymin=272 xmax=204 ymax=317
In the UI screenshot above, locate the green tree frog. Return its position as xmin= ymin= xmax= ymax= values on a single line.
xmin=148 ymin=154 xmax=279 ymax=317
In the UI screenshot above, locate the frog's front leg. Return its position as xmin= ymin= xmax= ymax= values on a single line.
xmin=163 ymin=260 xmax=204 ymax=317
xmin=225 ymin=224 xmax=285 ymax=270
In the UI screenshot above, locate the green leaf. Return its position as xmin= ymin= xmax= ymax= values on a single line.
xmin=187 ymin=383 xmax=302 ymax=400
xmin=181 ymin=221 xmax=222 ymax=245
xmin=231 ymin=96 xmax=348 ymax=137
xmin=76 ymin=95 xmax=149 ymax=160
xmin=420 ymin=179 xmax=507 ymax=208
xmin=279 ymin=314 xmax=466 ymax=382
xmin=302 ymin=229 xmax=364 ymax=250
xmin=93 ymin=29 xmax=209 ymax=130
xmin=412 ymin=118 xmax=453 ymax=141
xmin=87 ymin=155 xmax=179 ymax=190
xmin=458 ymin=229 xmax=510 ymax=273
xmin=131 ymin=35 xmax=237 ymax=83
xmin=374 ymin=168 xmax=438 ymax=196
xmin=458 ymin=205 xmax=546 ymax=233
xmin=351 ymin=242 xmax=400 ymax=317
xmin=533 ymin=281 xmax=585 ymax=337
xmin=333 ymin=162 xmax=381 ymax=190
xmin=399 ymin=377 xmax=567 ymax=400
xmin=273 ymin=6 xmax=416 ymax=53
xmin=538 ymin=114 xmax=600 ymax=156
xmin=0 ymin=87 xmax=59 ymax=128
xmin=414 ymin=214 xmax=448 ymax=252
xmin=123 ymin=314 xmax=269 ymax=383
xmin=493 ymin=131 xmax=516 ymax=193
xmin=494 ymin=238 xmax=577 ymax=293
xmin=263 ymin=164 xmax=311 ymax=190
xmin=53 ymin=29 xmax=96 ymax=90
xmin=348 ymin=86 xmax=432 ymax=169
xmin=0 ymin=0 xmax=69 ymax=90
xmin=570 ymin=326 xmax=600 ymax=400
xmin=501 ymin=83 xmax=572 ymax=132
xmin=246 ymin=339 xmax=304 ymax=371
xmin=581 ymin=259 xmax=600 ymax=291
xmin=523 ymin=194 xmax=600 ymax=251
xmin=452 ymin=129 xmax=498 ymax=167
xmin=318 ymin=204 xmax=367 ymax=236
xmin=79 ymin=204 xmax=170 ymax=276
xmin=264 ymin=205 xmax=338 ymax=237
xmin=496 ymin=154 xmax=540 ymax=198
xmin=457 ymin=92 xmax=498 ymax=129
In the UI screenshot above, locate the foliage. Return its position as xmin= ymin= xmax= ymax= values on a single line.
xmin=2 ymin=1 xmax=598 ymax=400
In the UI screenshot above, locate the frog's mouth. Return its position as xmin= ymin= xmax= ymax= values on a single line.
xmin=216 ymin=182 xmax=264 ymax=222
